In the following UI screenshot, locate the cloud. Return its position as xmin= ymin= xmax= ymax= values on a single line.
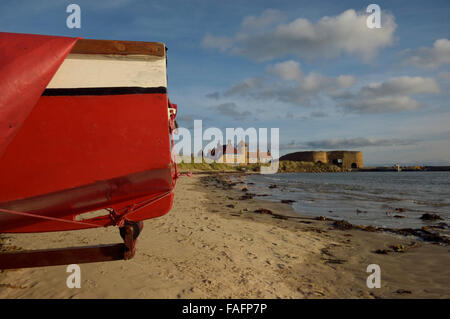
xmin=341 ymin=96 xmax=422 ymax=113
xmin=298 ymin=111 xmax=329 ymax=120
xmin=310 ymin=111 xmax=328 ymax=118
xmin=266 ymin=60 xmax=302 ymax=81
xmin=202 ymin=35 xmax=234 ymax=52
xmin=217 ymin=69 xmax=439 ymax=114
xmin=299 ymin=73 xmax=356 ymax=94
xmin=281 ymin=137 xmax=418 ymax=150
xmin=360 ymin=76 xmax=440 ymax=96
xmin=221 ymin=60 xmax=356 ymax=107
xmin=240 ymin=9 xmax=285 ymax=31
xmin=177 ymin=114 xmax=194 ymax=122
xmin=205 ymin=92 xmax=220 ymax=100
xmin=402 ymin=38 xmax=450 ymax=68
xmin=202 ymin=9 xmax=396 ymax=62
xmin=215 ymin=102 xmax=252 ymax=120
xmin=337 ymin=76 xmax=440 ymax=113
xmin=224 ymin=77 xmax=267 ymax=97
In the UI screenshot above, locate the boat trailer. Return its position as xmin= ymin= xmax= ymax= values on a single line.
xmin=0 ymin=32 xmax=178 ymax=269
xmin=0 ymin=221 xmax=143 ymax=269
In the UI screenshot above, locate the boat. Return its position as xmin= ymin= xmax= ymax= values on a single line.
xmin=0 ymin=32 xmax=179 ymax=269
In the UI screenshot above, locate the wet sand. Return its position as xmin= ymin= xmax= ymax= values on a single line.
xmin=0 ymin=173 xmax=449 ymax=298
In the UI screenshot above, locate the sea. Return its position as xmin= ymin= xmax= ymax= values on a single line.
xmin=245 ymin=171 xmax=450 ymax=237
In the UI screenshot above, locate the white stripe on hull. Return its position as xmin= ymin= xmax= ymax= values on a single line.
xmin=47 ymin=53 xmax=167 ymax=89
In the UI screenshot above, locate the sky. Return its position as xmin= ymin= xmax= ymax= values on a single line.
xmin=0 ymin=0 xmax=449 ymax=165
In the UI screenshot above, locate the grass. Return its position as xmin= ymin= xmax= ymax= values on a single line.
xmin=176 ymin=158 xmax=341 ymax=173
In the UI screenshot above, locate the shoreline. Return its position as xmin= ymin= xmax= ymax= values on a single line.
xmin=234 ymin=173 xmax=450 ymax=244
xmin=1 ymin=173 xmax=449 ymax=298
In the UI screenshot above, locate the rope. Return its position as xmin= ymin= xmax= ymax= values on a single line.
xmin=111 ymin=189 xmax=173 ymax=227
xmin=0 ymin=207 xmax=99 ymax=227
xmin=0 ymin=189 xmax=174 ymax=229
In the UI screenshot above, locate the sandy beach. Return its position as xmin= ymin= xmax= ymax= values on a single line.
xmin=0 ymin=173 xmax=449 ymax=298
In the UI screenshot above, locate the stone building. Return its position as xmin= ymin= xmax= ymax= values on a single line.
xmin=279 ymin=151 xmax=363 ymax=169
xmin=205 ymin=140 xmax=272 ymax=164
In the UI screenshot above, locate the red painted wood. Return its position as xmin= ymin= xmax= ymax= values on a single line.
xmin=0 ymin=33 xmax=177 ymax=235
xmin=0 ymin=93 xmax=175 ymax=233
xmin=0 ymin=32 xmax=78 ymax=158
xmin=0 ymin=244 xmax=127 ymax=269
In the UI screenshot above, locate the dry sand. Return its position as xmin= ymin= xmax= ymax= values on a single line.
xmin=0 ymin=173 xmax=449 ymax=298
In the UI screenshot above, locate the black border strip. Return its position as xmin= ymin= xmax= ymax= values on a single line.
xmin=42 ymin=86 xmax=167 ymax=96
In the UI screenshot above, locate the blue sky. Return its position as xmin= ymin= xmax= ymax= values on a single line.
xmin=1 ymin=0 xmax=449 ymax=165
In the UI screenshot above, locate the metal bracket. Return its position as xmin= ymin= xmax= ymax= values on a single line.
xmin=0 ymin=221 xmax=144 ymax=270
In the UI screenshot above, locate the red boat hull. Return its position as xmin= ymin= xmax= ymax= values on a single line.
xmin=0 ymin=33 xmax=177 ymax=234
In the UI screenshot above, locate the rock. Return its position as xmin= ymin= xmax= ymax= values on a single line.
xmin=359 ymin=225 xmax=379 ymax=232
xmin=281 ymin=199 xmax=296 ymax=204
xmin=386 ymin=227 xmax=450 ymax=244
xmin=393 ymin=228 xmax=416 ymax=236
xmin=241 ymin=187 xmax=248 ymax=192
xmin=272 ymin=214 xmax=288 ymax=220
xmin=315 ymin=216 xmax=329 ymax=221
xmin=420 ymin=213 xmax=443 ymax=221
xmin=421 ymin=232 xmax=447 ymax=243
xmin=395 ymin=208 xmax=407 ymax=213
xmin=395 ymin=289 xmax=412 ymax=294
xmin=239 ymin=194 xmax=254 ymax=200
xmin=356 ymin=209 xmax=367 ymax=214
xmin=391 ymin=244 xmax=406 ymax=252
xmin=324 ymin=258 xmax=346 ymax=264
xmin=333 ymin=220 xmax=354 ymax=230
xmin=226 ymin=204 xmax=235 ymax=208
xmin=393 ymin=215 xmax=405 ymax=218
xmin=436 ymin=222 xmax=449 ymax=229
xmin=254 ymin=208 xmax=273 ymax=215
xmin=374 ymin=249 xmax=389 ymax=254
xmin=268 ymin=184 xmax=278 ymax=189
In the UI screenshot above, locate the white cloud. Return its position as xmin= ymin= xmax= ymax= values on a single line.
xmin=221 ymin=60 xmax=356 ymax=107
xmin=266 ymin=60 xmax=302 ymax=81
xmin=299 ymin=73 xmax=356 ymax=93
xmin=202 ymin=34 xmax=234 ymax=52
xmin=240 ymin=9 xmax=285 ymax=31
xmin=215 ymin=102 xmax=252 ymax=120
xmin=343 ymin=96 xmax=421 ymax=113
xmin=202 ymin=9 xmax=396 ymax=62
xmin=338 ymin=76 xmax=440 ymax=113
xmin=361 ymin=76 xmax=440 ymax=96
xmin=215 ymin=66 xmax=440 ymax=114
xmin=403 ymin=38 xmax=450 ymax=68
